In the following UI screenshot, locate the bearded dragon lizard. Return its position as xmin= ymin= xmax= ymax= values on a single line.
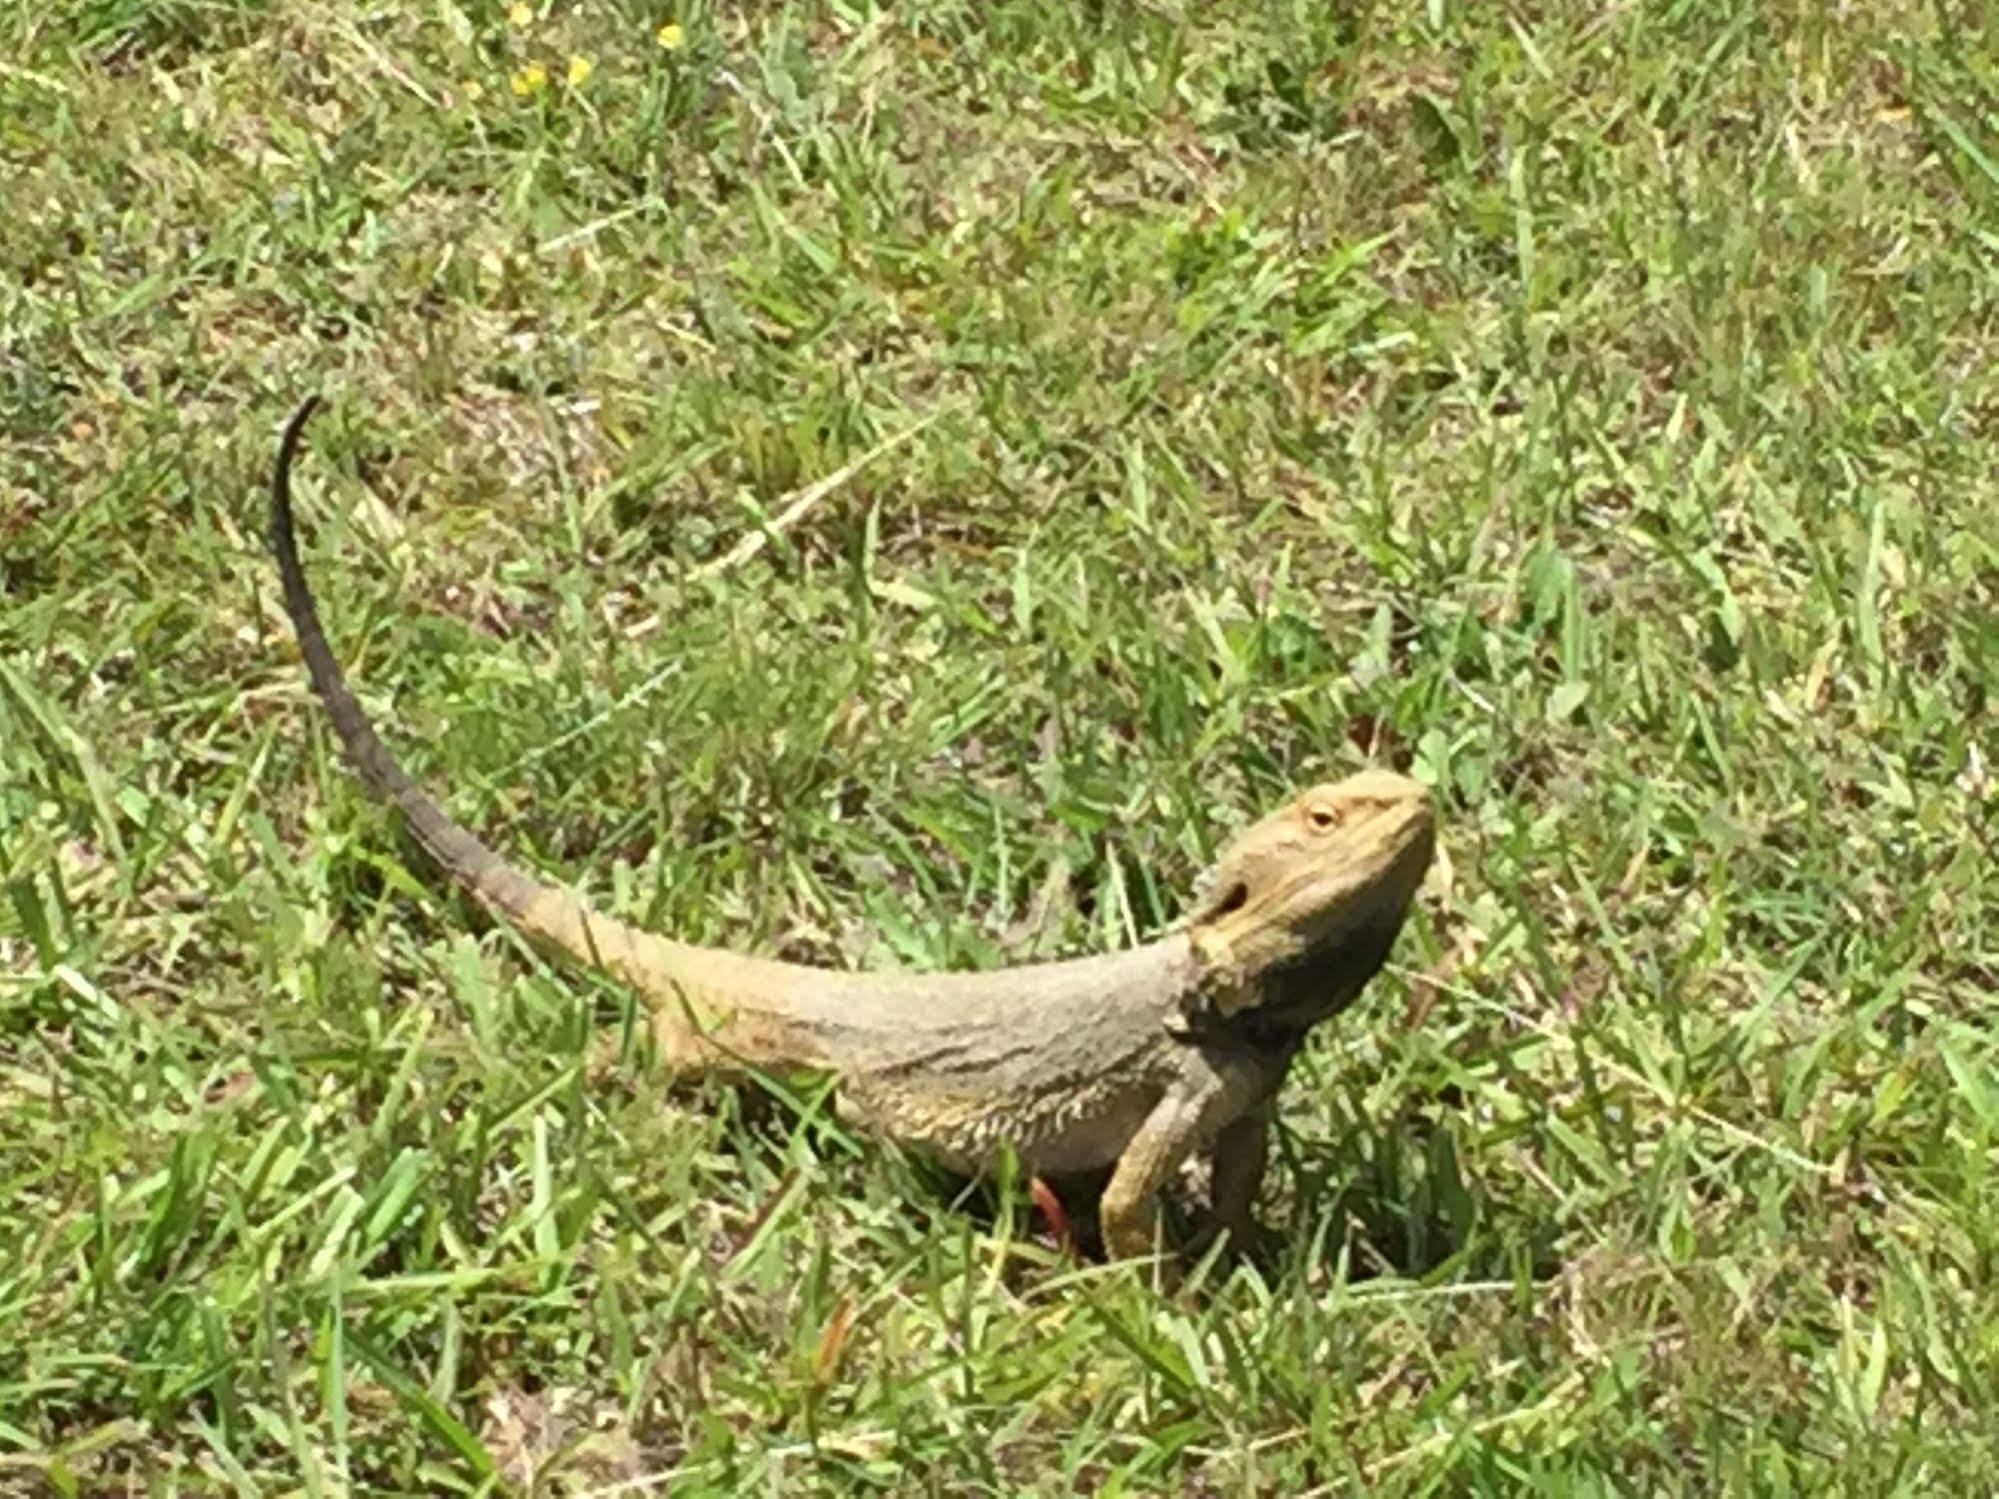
xmin=268 ymin=396 xmax=1436 ymax=1261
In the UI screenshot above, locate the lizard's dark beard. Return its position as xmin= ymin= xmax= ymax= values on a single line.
xmin=1236 ymin=915 xmax=1406 ymax=1050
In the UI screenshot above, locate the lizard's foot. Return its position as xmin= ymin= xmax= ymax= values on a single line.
xmin=1185 ymin=1212 xmax=1279 ymax=1272
xmin=1099 ymin=1198 xmax=1162 ymax=1264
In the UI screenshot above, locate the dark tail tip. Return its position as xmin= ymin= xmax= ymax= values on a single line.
xmin=270 ymin=394 xmax=324 ymax=543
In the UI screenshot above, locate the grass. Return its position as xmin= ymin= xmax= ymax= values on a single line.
xmin=3 ymin=0 xmax=1996 ymax=1490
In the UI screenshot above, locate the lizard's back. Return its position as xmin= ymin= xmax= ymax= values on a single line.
xmin=618 ymin=924 xmax=1200 ymax=1173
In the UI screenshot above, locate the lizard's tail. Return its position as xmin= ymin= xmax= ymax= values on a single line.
xmin=267 ymin=396 xmax=647 ymax=975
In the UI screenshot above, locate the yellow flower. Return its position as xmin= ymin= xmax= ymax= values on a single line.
xmin=463 ymin=78 xmax=485 ymax=102
xmin=656 ymin=21 xmax=685 ymax=49
xmin=567 ymin=53 xmax=592 ymax=86
xmin=508 ymin=2 xmax=532 ymax=26
xmin=509 ymin=60 xmax=548 ymax=95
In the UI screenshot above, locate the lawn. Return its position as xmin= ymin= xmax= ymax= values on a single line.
xmin=3 ymin=0 xmax=1996 ymax=1491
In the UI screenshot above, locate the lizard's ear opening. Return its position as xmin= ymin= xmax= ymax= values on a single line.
xmin=1207 ymin=881 xmax=1249 ymax=917
xmin=1181 ymin=873 xmax=1251 ymax=930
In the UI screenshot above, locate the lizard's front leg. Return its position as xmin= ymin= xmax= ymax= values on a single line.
xmin=1100 ymin=1048 xmax=1270 ymax=1262
xmin=1203 ymin=1102 xmax=1272 ymax=1254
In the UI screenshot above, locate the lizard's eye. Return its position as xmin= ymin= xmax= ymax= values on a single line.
xmin=1306 ymin=803 xmax=1342 ymax=832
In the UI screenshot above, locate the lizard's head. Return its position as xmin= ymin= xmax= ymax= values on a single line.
xmin=1178 ymin=770 xmax=1435 ymax=1033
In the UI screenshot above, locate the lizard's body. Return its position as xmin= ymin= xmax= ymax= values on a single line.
xmin=268 ymin=396 xmax=1436 ymax=1259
